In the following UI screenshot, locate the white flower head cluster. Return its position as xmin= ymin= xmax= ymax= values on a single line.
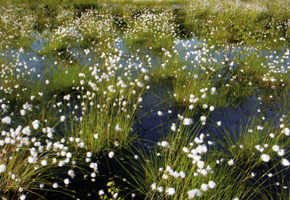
xmin=261 ymin=154 xmax=270 ymax=162
xmin=43 ymin=127 xmax=55 ymax=139
xmin=163 ymin=166 xmax=186 ymax=179
xmin=1 ymin=116 xmax=11 ymax=124
xmin=166 ymin=187 xmax=175 ymax=195
xmin=171 ymin=123 xmax=177 ymax=131
xmin=32 ymin=120 xmax=41 ymax=129
xmin=200 ymin=116 xmax=206 ymax=125
xmin=183 ymin=118 xmax=193 ymax=125
xmin=281 ymin=128 xmax=290 ymax=136
xmin=189 ymin=94 xmax=199 ymax=103
xmin=0 ymin=164 xmax=6 ymax=173
xmin=187 ymin=180 xmax=216 ymax=199
xmin=152 ymin=132 xmax=215 ymax=197
xmin=228 ymin=159 xmax=234 ymax=166
xmin=158 ymin=141 xmax=171 ymax=148
xmin=108 ymin=151 xmax=114 ymax=158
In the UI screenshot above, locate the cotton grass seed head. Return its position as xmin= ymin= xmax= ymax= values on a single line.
xmin=208 ymin=181 xmax=216 ymax=188
xmin=200 ymin=116 xmax=206 ymax=122
xmin=108 ymin=151 xmax=114 ymax=158
xmin=201 ymin=183 xmax=208 ymax=191
xmin=63 ymin=178 xmax=69 ymax=185
xmin=171 ymin=123 xmax=176 ymax=131
xmin=183 ymin=118 xmax=193 ymax=125
xmin=32 ymin=120 xmax=40 ymax=129
xmin=60 ymin=115 xmax=66 ymax=122
xmin=0 ymin=164 xmax=6 ymax=173
xmin=187 ymin=189 xmax=201 ymax=199
xmin=228 ymin=159 xmax=234 ymax=166
xmin=41 ymin=160 xmax=47 ymax=166
xmin=157 ymin=111 xmax=163 ymax=116
xmin=99 ymin=190 xmax=105 ymax=196
xmin=1 ymin=116 xmax=11 ymax=124
xmin=151 ymin=183 xmax=156 ymax=190
xmin=166 ymin=188 xmax=175 ymax=195
xmin=282 ymin=158 xmax=290 ymax=166
xmin=261 ymin=154 xmax=270 ymax=162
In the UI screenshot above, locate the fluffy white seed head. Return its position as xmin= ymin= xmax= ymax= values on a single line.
xmin=261 ymin=154 xmax=270 ymax=162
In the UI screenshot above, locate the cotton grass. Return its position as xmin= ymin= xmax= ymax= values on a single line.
xmin=0 ymin=2 xmax=290 ymax=199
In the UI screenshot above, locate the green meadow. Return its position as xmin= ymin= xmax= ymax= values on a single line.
xmin=0 ymin=0 xmax=290 ymax=199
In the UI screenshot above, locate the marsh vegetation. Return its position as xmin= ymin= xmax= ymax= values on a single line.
xmin=0 ymin=0 xmax=290 ymax=199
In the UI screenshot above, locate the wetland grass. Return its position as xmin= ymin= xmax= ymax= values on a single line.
xmin=0 ymin=1 xmax=290 ymax=199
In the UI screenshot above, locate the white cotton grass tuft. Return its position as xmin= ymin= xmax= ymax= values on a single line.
xmin=278 ymin=149 xmax=285 ymax=156
xmin=99 ymin=190 xmax=105 ymax=196
xmin=201 ymin=183 xmax=209 ymax=191
xmin=32 ymin=120 xmax=41 ymax=129
xmin=183 ymin=147 xmax=189 ymax=153
xmin=166 ymin=187 xmax=175 ymax=195
xmin=68 ymin=169 xmax=75 ymax=178
xmin=187 ymin=189 xmax=201 ymax=199
xmin=161 ymin=141 xmax=170 ymax=148
xmin=228 ymin=159 xmax=234 ymax=166
xmin=1 ymin=116 xmax=11 ymax=124
xmin=22 ymin=126 xmax=31 ymax=135
xmin=183 ymin=118 xmax=193 ymax=125
xmin=114 ymin=141 xmax=119 ymax=147
xmin=108 ymin=151 xmax=114 ymax=158
xmin=151 ymin=183 xmax=156 ymax=190
xmin=52 ymin=183 xmax=58 ymax=188
xmin=64 ymin=178 xmax=70 ymax=185
xmin=281 ymin=158 xmax=290 ymax=166
xmin=171 ymin=123 xmax=176 ymax=131
xmin=41 ymin=160 xmax=47 ymax=166
xmin=115 ymin=124 xmax=121 ymax=131
xmin=197 ymin=160 xmax=205 ymax=169
xmin=20 ymin=109 xmax=26 ymax=115
xmin=282 ymin=128 xmax=290 ymax=136
xmin=200 ymin=116 xmax=206 ymax=122
xmin=208 ymin=181 xmax=216 ymax=188
xmin=90 ymin=163 xmax=98 ymax=171
xmin=157 ymin=111 xmax=163 ymax=116
xmin=112 ymin=193 xmax=118 ymax=199
xmin=0 ymin=164 xmax=6 ymax=173
xmin=162 ymin=174 xmax=169 ymax=179
xmin=87 ymin=152 xmax=92 ymax=157
xmin=180 ymin=171 xmax=186 ymax=178
xmin=157 ymin=187 xmax=163 ymax=192
xmin=20 ymin=194 xmax=26 ymax=200
xmin=60 ymin=115 xmax=66 ymax=122
xmin=261 ymin=154 xmax=270 ymax=162
xmin=272 ymin=145 xmax=280 ymax=152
